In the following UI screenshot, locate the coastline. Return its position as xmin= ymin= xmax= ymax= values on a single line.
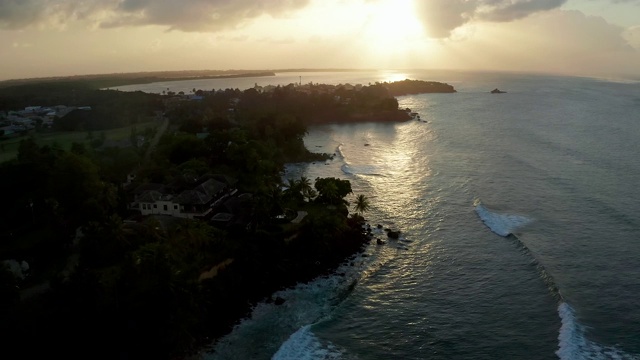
xmin=182 ymin=213 xmax=372 ymax=359
xmin=0 ymin=76 xmax=454 ymax=359
xmin=0 ymin=70 xmax=276 ymax=90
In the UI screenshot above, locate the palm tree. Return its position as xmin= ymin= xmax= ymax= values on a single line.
xmin=284 ymin=178 xmax=302 ymax=203
xmin=299 ymin=176 xmax=316 ymax=202
xmin=353 ymin=194 xmax=370 ymax=216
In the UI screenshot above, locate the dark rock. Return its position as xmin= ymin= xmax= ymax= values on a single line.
xmin=387 ymin=231 xmax=400 ymax=239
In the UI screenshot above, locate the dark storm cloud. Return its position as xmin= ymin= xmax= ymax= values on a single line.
xmin=415 ymin=0 xmax=567 ymax=38
xmin=103 ymin=0 xmax=311 ymax=31
xmin=0 ymin=0 xmax=310 ymax=31
xmin=0 ymin=0 xmax=47 ymax=29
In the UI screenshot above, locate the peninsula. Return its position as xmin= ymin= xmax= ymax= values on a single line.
xmin=0 ymin=76 xmax=455 ymax=359
xmin=0 ymin=69 xmax=276 ymax=90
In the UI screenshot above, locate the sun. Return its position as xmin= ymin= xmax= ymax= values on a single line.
xmin=363 ymin=0 xmax=425 ymax=55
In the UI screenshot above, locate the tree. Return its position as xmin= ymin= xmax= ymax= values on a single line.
xmin=299 ymin=176 xmax=316 ymax=202
xmin=284 ymin=178 xmax=301 ymax=203
xmin=314 ymin=177 xmax=352 ymax=206
xmin=48 ymin=152 xmax=104 ymax=224
xmin=79 ymin=214 xmax=129 ymax=267
xmin=17 ymin=137 xmax=42 ymax=164
xmin=353 ymin=194 xmax=370 ymax=216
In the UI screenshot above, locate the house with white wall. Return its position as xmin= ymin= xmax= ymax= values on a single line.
xmin=132 ymin=177 xmax=230 ymax=219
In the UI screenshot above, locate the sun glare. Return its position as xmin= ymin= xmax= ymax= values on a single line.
xmin=363 ymin=0 xmax=425 ymax=54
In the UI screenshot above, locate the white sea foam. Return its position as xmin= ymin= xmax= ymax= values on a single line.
xmin=557 ymin=302 xmax=640 ymax=360
xmin=341 ymin=164 xmax=354 ymax=175
xmin=341 ymin=164 xmax=383 ymax=176
xmin=474 ymin=200 xmax=532 ymax=237
xmin=202 ymin=254 xmax=370 ymax=360
xmin=335 ymin=144 xmax=346 ymax=160
xmin=272 ymin=325 xmax=343 ymax=360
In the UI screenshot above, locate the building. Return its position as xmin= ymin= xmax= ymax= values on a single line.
xmin=131 ymin=177 xmax=233 ymax=220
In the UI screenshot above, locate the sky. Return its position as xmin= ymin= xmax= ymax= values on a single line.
xmin=1 ymin=0 xmax=639 ymax=81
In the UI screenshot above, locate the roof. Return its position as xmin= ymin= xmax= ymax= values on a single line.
xmin=137 ymin=190 xmax=164 ymax=203
xmin=195 ymin=178 xmax=226 ymax=197
xmin=174 ymin=190 xmax=212 ymax=205
xmin=198 ymin=173 xmax=238 ymax=186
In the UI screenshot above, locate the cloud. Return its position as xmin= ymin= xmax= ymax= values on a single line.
xmin=442 ymin=9 xmax=640 ymax=76
xmin=0 ymin=0 xmax=310 ymax=32
xmin=414 ymin=0 xmax=567 ymax=38
xmin=623 ymin=25 xmax=640 ymax=49
xmin=103 ymin=0 xmax=311 ymax=32
xmin=0 ymin=0 xmax=48 ymax=29
xmin=0 ymin=0 xmax=115 ymax=29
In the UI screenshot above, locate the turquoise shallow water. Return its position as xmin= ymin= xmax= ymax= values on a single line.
xmin=130 ymin=71 xmax=640 ymax=360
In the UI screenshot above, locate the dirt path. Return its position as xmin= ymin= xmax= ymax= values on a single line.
xmin=291 ymin=211 xmax=308 ymax=224
xmin=143 ymin=115 xmax=168 ymax=164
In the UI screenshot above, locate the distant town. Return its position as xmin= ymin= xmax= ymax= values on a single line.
xmin=0 ymin=105 xmax=91 ymax=137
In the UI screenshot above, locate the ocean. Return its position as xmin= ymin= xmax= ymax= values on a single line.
xmin=118 ymin=70 xmax=640 ymax=359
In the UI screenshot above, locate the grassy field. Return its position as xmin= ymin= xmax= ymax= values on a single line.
xmin=0 ymin=120 xmax=159 ymax=163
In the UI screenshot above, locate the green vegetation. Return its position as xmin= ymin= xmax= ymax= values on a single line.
xmin=0 ymin=77 xmax=454 ymax=358
xmin=0 ymin=120 xmax=159 ymax=163
xmin=354 ymin=194 xmax=371 ymax=215
xmin=384 ymin=79 xmax=457 ymax=96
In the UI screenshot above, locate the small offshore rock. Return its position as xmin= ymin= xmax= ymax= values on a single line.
xmin=387 ymin=231 xmax=401 ymax=239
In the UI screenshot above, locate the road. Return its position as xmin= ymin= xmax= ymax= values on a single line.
xmin=143 ymin=113 xmax=169 ymax=164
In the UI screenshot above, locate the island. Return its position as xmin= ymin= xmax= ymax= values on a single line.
xmin=491 ymin=88 xmax=507 ymax=93
xmin=0 ymin=76 xmax=456 ymax=359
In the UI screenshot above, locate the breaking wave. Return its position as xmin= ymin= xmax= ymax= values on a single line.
xmin=473 ymin=200 xmax=639 ymax=359
xmin=473 ymin=199 xmax=533 ymax=237
xmin=341 ymin=164 xmax=384 ymax=177
xmin=202 ymin=253 xmax=368 ymax=360
xmin=335 ymin=143 xmax=384 ymax=176
xmin=335 ymin=144 xmax=346 ymax=161
xmin=557 ymin=302 xmax=640 ymax=360
xmin=272 ymin=325 xmax=343 ymax=360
